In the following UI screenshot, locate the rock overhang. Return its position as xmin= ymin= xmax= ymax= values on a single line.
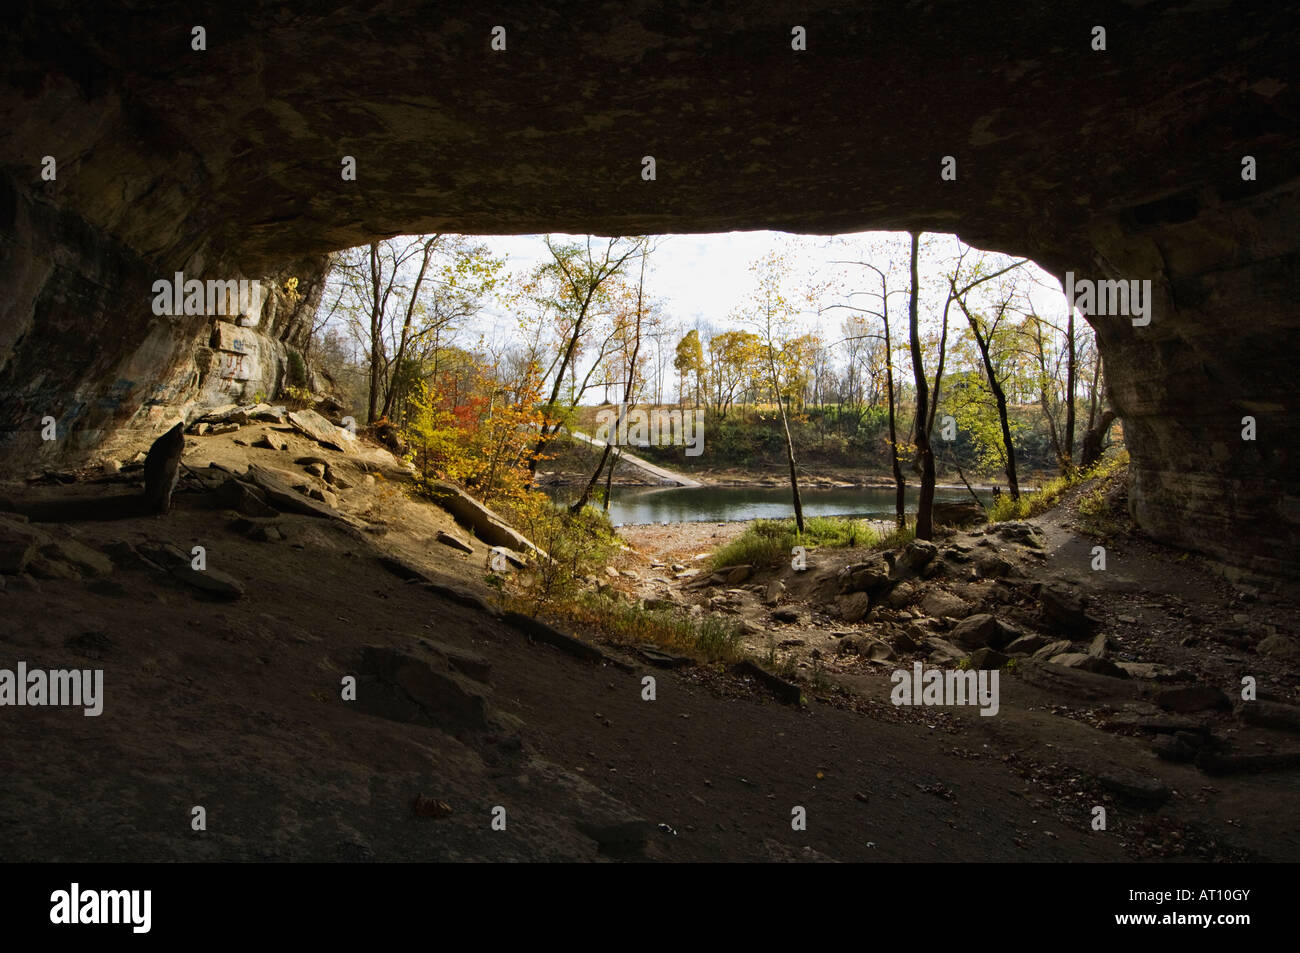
xmin=0 ymin=0 xmax=1296 ymax=577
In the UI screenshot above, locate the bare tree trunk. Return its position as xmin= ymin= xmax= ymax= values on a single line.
xmin=773 ymin=364 xmax=805 ymax=534
xmin=1086 ymin=349 xmax=1102 ymax=434
xmin=885 ymin=308 xmax=905 ymax=528
xmin=1063 ymin=306 xmax=1077 ymax=471
xmin=367 ymin=242 xmax=382 ymax=423
xmin=947 ymin=444 xmax=985 ymax=509
xmin=570 ymin=241 xmax=648 ymax=513
xmin=1080 ymin=408 xmax=1117 ymax=469
xmin=601 ymin=446 xmax=620 ymax=511
xmin=955 ymin=296 xmax=1020 ymax=501
xmin=906 ymin=232 xmax=935 ymax=539
xmin=980 ymin=337 xmax=1020 ymax=501
xmin=380 ymin=235 xmax=439 ymax=420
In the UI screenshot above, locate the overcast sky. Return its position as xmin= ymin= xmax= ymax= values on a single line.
xmin=470 ymin=230 xmax=1070 ymax=350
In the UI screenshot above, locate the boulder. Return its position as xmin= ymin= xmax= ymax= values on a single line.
xmin=889 ymin=629 xmax=920 ymax=653
xmin=995 ymin=521 xmax=1045 ymax=549
xmin=865 ymin=640 xmax=896 ymax=662
xmin=1040 ymin=584 xmax=1101 ymax=636
xmin=895 ymin=539 xmax=939 ymax=577
xmin=27 ymin=539 xmax=114 ymax=579
xmin=886 ymin=581 xmax=917 ymax=609
xmin=969 ymin=647 xmax=1009 ymax=669
xmin=247 ymin=403 xmax=287 ymax=423
xmin=918 ymin=588 xmax=970 ymax=620
xmin=721 ymin=564 xmax=752 ymax=585
xmin=1236 ymin=699 xmax=1300 ymax=734
xmin=837 ymin=591 xmax=871 ymax=623
xmin=949 ymin=613 xmax=1015 ymax=650
xmin=1031 ymin=639 xmax=1074 ymax=660
xmin=1004 ymin=633 xmax=1050 ymax=655
xmin=925 ymin=637 xmax=966 ymax=663
xmin=932 ymin=499 xmax=985 ymax=528
xmin=253 ymin=433 xmax=289 ymax=451
xmin=839 ymin=557 xmax=893 ymax=596
xmin=974 ymin=553 xmax=1016 ymax=579
xmin=1257 ymin=634 xmax=1300 ymax=662
xmin=1097 ymin=771 xmax=1171 ymax=805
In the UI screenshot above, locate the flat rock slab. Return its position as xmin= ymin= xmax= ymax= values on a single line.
xmin=288 ymin=409 xmax=354 ymax=451
xmin=576 ymin=819 xmax=657 ymax=857
xmin=427 ymin=480 xmax=542 ymax=556
xmin=1236 ymin=699 xmax=1300 ymax=734
xmin=636 ymin=645 xmax=694 ymax=668
xmin=214 ymin=478 xmax=279 ymax=518
xmin=170 ymin=565 xmax=244 ymax=600
xmin=246 ymin=465 xmax=337 ymax=518
xmin=1156 ymin=685 xmax=1230 ymax=713
xmin=732 ymin=659 xmax=802 ymax=705
xmin=1050 ymin=652 xmax=1130 ymax=679
xmin=436 ymin=530 xmax=474 ymax=554
xmin=1096 ymin=771 xmax=1171 ymax=805
xmin=1195 ymin=748 xmax=1300 ymax=776
xmin=501 ymin=611 xmax=612 ymax=666
xmin=356 ymin=645 xmax=488 ymax=731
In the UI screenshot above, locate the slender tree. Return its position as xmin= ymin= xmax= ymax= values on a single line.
xmin=906 ymin=232 xmax=936 ymax=539
xmin=570 ymin=238 xmax=652 ymax=512
xmin=527 ymin=236 xmax=643 ymax=476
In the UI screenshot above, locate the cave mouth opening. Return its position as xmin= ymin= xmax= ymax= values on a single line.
xmin=288 ymin=228 xmax=1112 ymax=517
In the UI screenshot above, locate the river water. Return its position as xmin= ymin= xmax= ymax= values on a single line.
xmin=550 ymin=484 xmax=990 ymax=526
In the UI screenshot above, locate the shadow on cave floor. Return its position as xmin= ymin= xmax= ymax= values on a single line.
xmin=2 ymin=489 xmax=155 ymax=523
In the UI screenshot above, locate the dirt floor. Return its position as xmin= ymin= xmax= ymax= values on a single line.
xmin=1 ymin=422 xmax=1297 ymax=861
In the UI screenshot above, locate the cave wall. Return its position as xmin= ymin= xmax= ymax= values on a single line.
xmin=0 ymin=164 xmax=330 ymax=463
xmin=0 ymin=1 xmax=1296 ymax=576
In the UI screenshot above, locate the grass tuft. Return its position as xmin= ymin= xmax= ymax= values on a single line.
xmin=989 ymin=449 xmax=1130 ymax=523
xmin=712 ymin=515 xmax=915 ymax=570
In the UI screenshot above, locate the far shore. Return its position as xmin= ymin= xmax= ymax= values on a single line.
xmin=542 ymin=473 xmax=1010 ymax=493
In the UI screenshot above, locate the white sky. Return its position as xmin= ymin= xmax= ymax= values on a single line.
xmin=469 ymin=230 xmax=1070 ymax=349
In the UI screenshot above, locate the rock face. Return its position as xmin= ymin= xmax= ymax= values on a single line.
xmin=0 ymin=4 xmax=1296 ymax=575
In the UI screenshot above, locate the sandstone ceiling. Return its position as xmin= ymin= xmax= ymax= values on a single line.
xmin=1 ymin=1 xmax=1297 ymax=576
